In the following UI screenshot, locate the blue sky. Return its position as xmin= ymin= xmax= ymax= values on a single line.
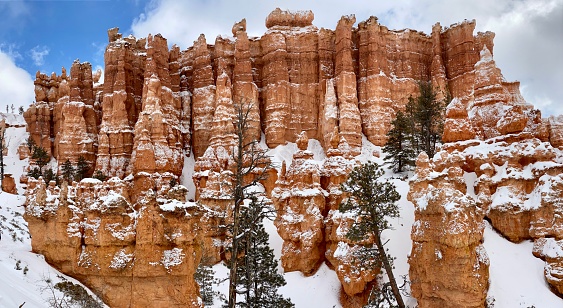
xmin=0 ymin=0 xmax=144 ymax=76
xmin=0 ymin=0 xmax=562 ymax=117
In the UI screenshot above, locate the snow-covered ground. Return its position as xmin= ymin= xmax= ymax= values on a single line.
xmin=0 ymin=113 xmax=105 ymax=307
xmin=1 ymin=112 xmax=562 ymax=307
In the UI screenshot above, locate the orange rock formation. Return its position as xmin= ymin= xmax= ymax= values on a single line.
xmin=20 ymin=8 xmax=563 ymax=308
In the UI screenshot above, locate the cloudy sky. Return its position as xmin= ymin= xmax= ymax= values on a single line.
xmin=0 ymin=0 xmax=561 ymax=116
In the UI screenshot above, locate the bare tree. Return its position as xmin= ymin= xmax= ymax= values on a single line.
xmin=0 ymin=126 xmax=5 ymax=191
xmin=227 ymin=101 xmax=274 ymax=308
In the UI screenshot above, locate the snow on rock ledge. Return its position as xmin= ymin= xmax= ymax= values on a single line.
xmin=24 ymin=177 xmax=205 ymax=307
xmin=409 ymin=128 xmax=563 ymax=306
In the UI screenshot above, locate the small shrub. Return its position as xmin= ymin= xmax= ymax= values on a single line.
xmin=15 ymin=260 xmax=21 ymax=270
xmin=43 ymin=168 xmax=57 ymax=185
xmin=54 ymin=281 xmax=104 ymax=308
xmin=92 ymin=170 xmax=107 ymax=182
xmin=27 ymin=167 xmax=42 ymax=180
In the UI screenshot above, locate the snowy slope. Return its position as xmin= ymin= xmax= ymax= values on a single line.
xmin=0 ymin=113 xmax=107 ymax=307
xmin=1 ymin=113 xmax=562 ymax=307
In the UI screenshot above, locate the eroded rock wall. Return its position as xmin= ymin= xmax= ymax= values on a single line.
xmin=24 ymin=178 xmax=203 ymax=308
xmin=26 ymin=11 xmax=524 ymax=171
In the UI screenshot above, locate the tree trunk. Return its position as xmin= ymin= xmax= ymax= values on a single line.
xmin=375 ymin=229 xmax=405 ymax=308
xmin=228 ymin=196 xmax=242 ymax=307
xmin=0 ymin=128 xmax=4 ymax=191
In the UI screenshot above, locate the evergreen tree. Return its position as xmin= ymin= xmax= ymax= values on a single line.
xmin=230 ymin=197 xmax=293 ymax=308
xmin=25 ymin=136 xmax=36 ymax=153
xmin=93 ymin=170 xmax=108 ymax=182
xmin=27 ymin=167 xmax=42 ymax=180
xmin=61 ymin=159 xmax=75 ymax=183
xmin=383 ymin=110 xmax=416 ymax=173
xmin=384 ymin=81 xmax=445 ymax=170
xmin=194 ymin=257 xmax=216 ymax=306
xmin=75 ymin=156 xmax=89 ymax=181
xmin=18 ymin=106 xmax=24 ymax=115
xmin=32 ymin=146 xmax=49 ymax=173
xmin=365 ymin=280 xmax=401 ymax=308
xmin=339 ymin=162 xmax=405 ymax=308
xmin=43 ymin=168 xmax=57 ymax=185
xmin=411 ymin=81 xmax=444 ymax=158
xmin=169 ymin=177 xmax=178 ymax=187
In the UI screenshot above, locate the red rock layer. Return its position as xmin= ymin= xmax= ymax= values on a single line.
xmin=131 ymin=34 xmax=184 ymax=177
xmin=54 ymin=61 xmax=98 ymax=172
xmin=96 ymin=29 xmax=146 ymax=178
xmin=409 ymin=152 xmax=489 ymax=308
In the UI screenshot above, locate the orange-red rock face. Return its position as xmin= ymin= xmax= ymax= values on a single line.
xmin=25 ymin=13 xmax=532 ymax=171
xmin=25 ymin=178 xmax=203 ymax=308
xmin=272 ymin=133 xmax=327 ymax=275
xmin=55 ymin=61 xmax=98 ymax=171
xmin=409 ymin=152 xmax=489 ymax=308
xmin=96 ymin=30 xmax=147 ymax=178
xmin=131 ymin=34 xmax=184 ymax=177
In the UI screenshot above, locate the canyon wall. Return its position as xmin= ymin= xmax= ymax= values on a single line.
xmin=21 ymin=8 xmax=563 ymax=308
xmin=24 ymin=11 xmax=514 ymax=167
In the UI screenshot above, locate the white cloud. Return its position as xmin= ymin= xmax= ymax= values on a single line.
xmin=131 ymin=0 xmax=563 ymax=116
xmin=0 ymin=43 xmax=22 ymax=62
xmin=0 ymin=51 xmax=35 ymax=110
xmin=29 ymin=45 xmax=49 ymax=67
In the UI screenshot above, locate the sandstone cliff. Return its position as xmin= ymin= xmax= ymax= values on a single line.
xmin=20 ymin=8 xmax=563 ymax=308
xmin=25 ymin=178 xmax=203 ymax=307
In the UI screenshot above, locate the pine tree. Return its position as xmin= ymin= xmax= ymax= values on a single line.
xmin=230 ymin=197 xmax=293 ymax=308
xmin=61 ymin=159 xmax=75 ymax=183
xmin=194 ymin=257 xmax=216 ymax=306
xmin=383 ymin=110 xmax=416 ymax=173
xmin=75 ymin=156 xmax=89 ymax=181
xmin=411 ymin=81 xmax=444 ymax=158
xmin=32 ymin=146 xmax=49 ymax=173
xmin=43 ymin=168 xmax=57 ymax=185
xmin=384 ymin=81 xmax=445 ymax=168
xmin=25 ymin=136 xmax=36 ymax=153
xmin=93 ymin=170 xmax=108 ymax=182
xmin=339 ymin=162 xmax=405 ymax=308
xmin=18 ymin=106 xmax=24 ymax=115
xmin=27 ymin=167 xmax=42 ymax=180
